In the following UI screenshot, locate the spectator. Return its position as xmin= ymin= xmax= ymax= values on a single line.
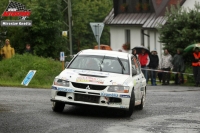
xmin=0 ymin=39 xmax=15 ymax=59
xmin=192 ymin=47 xmax=200 ymax=87
xmin=172 ymin=48 xmax=185 ymax=85
xmin=24 ymin=44 xmax=33 ymax=54
xmin=149 ymin=50 xmax=159 ymax=86
xmin=132 ymin=48 xmax=137 ymax=59
xmin=160 ymin=48 xmax=173 ymax=85
xmin=138 ymin=48 xmax=150 ymax=83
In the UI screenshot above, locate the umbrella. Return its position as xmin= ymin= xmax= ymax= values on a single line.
xmin=184 ymin=43 xmax=200 ymax=53
xmin=132 ymin=46 xmax=150 ymax=54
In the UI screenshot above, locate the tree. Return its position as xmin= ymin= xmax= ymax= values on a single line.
xmin=0 ymin=0 xmax=112 ymax=58
xmin=72 ymin=0 xmax=112 ymax=53
xmin=158 ymin=2 xmax=200 ymax=61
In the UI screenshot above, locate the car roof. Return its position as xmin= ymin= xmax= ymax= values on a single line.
xmin=78 ymin=49 xmax=130 ymax=59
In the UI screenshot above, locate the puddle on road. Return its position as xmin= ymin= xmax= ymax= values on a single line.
xmin=0 ymin=104 xmax=10 ymax=112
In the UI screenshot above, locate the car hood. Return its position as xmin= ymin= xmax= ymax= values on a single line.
xmin=56 ymin=69 xmax=131 ymax=86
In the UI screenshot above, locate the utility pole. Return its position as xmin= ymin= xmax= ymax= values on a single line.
xmin=68 ymin=0 xmax=72 ymax=55
xmin=63 ymin=0 xmax=72 ymax=55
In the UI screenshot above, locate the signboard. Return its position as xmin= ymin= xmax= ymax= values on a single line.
xmin=1 ymin=1 xmax=32 ymax=27
xmin=60 ymin=52 xmax=65 ymax=61
xmin=1 ymin=20 xmax=32 ymax=27
xmin=90 ymin=23 xmax=104 ymax=45
xmin=21 ymin=70 xmax=36 ymax=86
xmin=62 ymin=31 xmax=67 ymax=37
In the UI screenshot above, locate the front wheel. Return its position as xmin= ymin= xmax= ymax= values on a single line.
xmin=137 ymin=89 xmax=146 ymax=110
xmin=52 ymin=102 xmax=65 ymax=112
xmin=125 ymin=90 xmax=135 ymax=117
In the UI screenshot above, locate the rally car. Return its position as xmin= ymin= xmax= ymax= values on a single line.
xmin=51 ymin=49 xmax=146 ymax=116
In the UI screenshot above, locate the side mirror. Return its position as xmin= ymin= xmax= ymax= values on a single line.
xmin=132 ymin=69 xmax=137 ymax=76
xmin=65 ymin=62 xmax=69 ymax=68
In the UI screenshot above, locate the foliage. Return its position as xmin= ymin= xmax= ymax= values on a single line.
xmin=0 ymin=54 xmax=62 ymax=88
xmin=71 ymin=0 xmax=112 ymax=53
xmin=158 ymin=2 xmax=200 ymax=62
xmin=0 ymin=0 xmax=112 ymax=58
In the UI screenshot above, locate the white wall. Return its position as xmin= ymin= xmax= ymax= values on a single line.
xmin=110 ymin=26 xmax=126 ymax=51
xmin=182 ymin=0 xmax=200 ymax=9
xmin=145 ymin=30 xmax=162 ymax=63
xmin=110 ymin=26 xmax=142 ymax=52
xmin=109 ymin=26 xmax=163 ymax=61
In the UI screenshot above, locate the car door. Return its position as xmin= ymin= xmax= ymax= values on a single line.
xmin=131 ymin=57 xmax=141 ymax=101
xmin=135 ymin=58 xmax=146 ymax=99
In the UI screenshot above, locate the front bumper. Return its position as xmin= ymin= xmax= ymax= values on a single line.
xmin=51 ymin=85 xmax=131 ymax=109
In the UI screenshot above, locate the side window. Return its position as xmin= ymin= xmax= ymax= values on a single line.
xmin=131 ymin=57 xmax=140 ymax=74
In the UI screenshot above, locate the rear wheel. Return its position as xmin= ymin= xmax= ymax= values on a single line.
xmin=125 ymin=90 xmax=135 ymax=117
xmin=52 ymin=102 xmax=65 ymax=112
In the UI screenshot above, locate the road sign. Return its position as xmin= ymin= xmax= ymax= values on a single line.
xmin=90 ymin=23 xmax=104 ymax=49
xmin=62 ymin=31 xmax=67 ymax=37
xmin=21 ymin=70 xmax=36 ymax=86
xmin=60 ymin=52 xmax=65 ymax=61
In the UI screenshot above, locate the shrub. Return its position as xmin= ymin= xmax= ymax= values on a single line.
xmin=0 ymin=54 xmax=62 ymax=88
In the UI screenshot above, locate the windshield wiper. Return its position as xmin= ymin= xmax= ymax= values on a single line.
xmin=99 ymin=55 xmax=105 ymax=71
xmin=117 ymin=57 xmax=125 ymax=74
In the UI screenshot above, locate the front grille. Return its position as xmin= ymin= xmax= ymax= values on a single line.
xmin=109 ymin=97 xmax=122 ymax=103
xmin=72 ymin=82 xmax=107 ymax=90
xmin=74 ymin=94 xmax=100 ymax=103
xmin=57 ymin=91 xmax=67 ymax=97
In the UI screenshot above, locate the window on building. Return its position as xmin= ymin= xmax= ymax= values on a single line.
xmin=125 ymin=29 xmax=130 ymax=44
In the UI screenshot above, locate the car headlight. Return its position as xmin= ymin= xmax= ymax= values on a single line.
xmin=54 ymin=79 xmax=69 ymax=87
xmin=107 ymin=86 xmax=129 ymax=93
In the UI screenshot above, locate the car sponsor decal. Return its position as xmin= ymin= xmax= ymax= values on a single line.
xmin=133 ymin=80 xmax=136 ymax=86
xmin=76 ymin=76 xmax=104 ymax=84
xmin=61 ymin=77 xmax=69 ymax=80
xmin=123 ymin=77 xmax=132 ymax=86
xmin=112 ymin=82 xmax=118 ymax=85
xmin=100 ymin=92 xmax=118 ymax=97
xmin=120 ymin=94 xmax=131 ymax=98
xmin=52 ymin=86 xmax=74 ymax=92
xmin=73 ymin=70 xmax=109 ymax=76
xmin=109 ymin=103 xmax=122 ymax=105
xmin=120 ymin=106 xmax=128 ymax=109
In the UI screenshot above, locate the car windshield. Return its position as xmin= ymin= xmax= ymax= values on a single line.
xmin=68 ymin=55 xmax=130 ymax=75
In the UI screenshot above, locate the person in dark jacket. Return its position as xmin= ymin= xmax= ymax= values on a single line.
xmin=149 ymin=50 xmax=159 ymax=86
xmin=24 ymin=44 xmax=33 ymax=54
xmin=172 ymin=48 xmax=185 ymax=85
xmin=192 ymin=47 xmax=200 ymax=86
xmin=132 ymin=48 xmax=137 ymax=59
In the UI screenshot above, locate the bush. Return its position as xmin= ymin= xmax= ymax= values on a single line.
xmin=0 ymin=54 xmax=62 ymax=88
xmin=185 ymin=65 xmax=195 ymax=85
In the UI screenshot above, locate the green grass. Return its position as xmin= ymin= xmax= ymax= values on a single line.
xmin=0 ymin=54 xmax=196 ymax=88
xmin=0 ymin=54 xmax=63 ymax=89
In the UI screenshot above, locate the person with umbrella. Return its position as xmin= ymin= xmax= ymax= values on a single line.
xmin=172 ymin=48 xmax=185 ymax=85
xmin=192 ymin=47 xmax=200 ymax=87
xmin=149 ymin=50 xmax=159 ymax=86
xmin=132 ymin=48 xmax=137 ymax=59
xmin=137 ymin=48 xmax=150 ymax=83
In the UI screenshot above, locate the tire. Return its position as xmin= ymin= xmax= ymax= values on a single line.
xmin=52 ymin=102 xmax=65 ymax=112
xmin=125 ymin=90 xmax=135 ymax=117
xmin=137 ymin=88 xmax=146 ymax=110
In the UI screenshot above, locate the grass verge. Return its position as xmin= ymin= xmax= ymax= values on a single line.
xmin=0 ymin=54 xmax=62 ymax=89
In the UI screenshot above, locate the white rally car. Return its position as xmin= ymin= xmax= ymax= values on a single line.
xmin=51 ymin=49 xmax=146 ymax=116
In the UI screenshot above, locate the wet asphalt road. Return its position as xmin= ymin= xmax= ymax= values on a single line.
xmin=0 ymin=86 xmax=200 ymax=133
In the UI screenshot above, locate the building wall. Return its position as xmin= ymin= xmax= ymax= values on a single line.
xmin=110 ymin=26 xmax=163 ymax=61
xmin=110 ymin=26 xmax=142 ymax=53
xmin=182 ymin=0 xmax=200 ymax=9
xmin=144 ymin=29 xmax=162 ymax=63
